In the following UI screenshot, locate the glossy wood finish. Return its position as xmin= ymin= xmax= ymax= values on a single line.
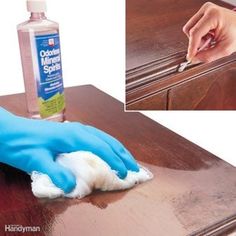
xmin=0 ymin=86 xmax=236 ymax=235
xmin=169 ymin=63 xmax=236 ymax=110
xmin=126 ymin=0 xmax=236 ymax=110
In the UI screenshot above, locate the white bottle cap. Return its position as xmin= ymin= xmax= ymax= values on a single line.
xmin=27 ymin=0 xmax=47 ymax=13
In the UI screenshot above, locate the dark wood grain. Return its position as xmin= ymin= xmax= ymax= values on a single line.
xmin=169 ymin=63 xmax=236 ymax=110
xmin=126 ymin=0 xmax=236 ymax=110
xmin=126 ymin=0 xmax=231 ymax=71
xmin=0 ymin=85 xmax=236 ymax=236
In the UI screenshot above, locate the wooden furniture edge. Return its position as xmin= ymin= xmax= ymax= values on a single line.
xmin=126 ymin=54 xmax=236 ymax=106
xmin=191 ymin=214 xmax=236 ymax=236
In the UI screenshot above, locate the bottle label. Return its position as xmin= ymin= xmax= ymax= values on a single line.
xmin=35 ymin=33 xmax=65 ymax=118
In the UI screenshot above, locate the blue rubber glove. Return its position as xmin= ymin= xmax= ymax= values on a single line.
xmin=0 ymin=107 xmax=139 ymax=193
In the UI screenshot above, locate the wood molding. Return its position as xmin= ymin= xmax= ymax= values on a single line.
xmin=126 ymin=54 xmax=236 ymax=106
xmin=191 ymin=214 xmax=236 ymax=236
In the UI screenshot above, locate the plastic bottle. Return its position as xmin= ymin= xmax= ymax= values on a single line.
xmin=17 ymin=0 xmax=65 ymax=122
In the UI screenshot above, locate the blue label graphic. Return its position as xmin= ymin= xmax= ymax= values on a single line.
xmin=35 ymin=33 xmax=64 ymax=101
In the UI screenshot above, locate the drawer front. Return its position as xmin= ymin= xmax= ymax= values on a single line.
xmin=126 ymin=90 xmax=167 ymax=110
xmin=168 ymin=66 xmax=236 ymax=110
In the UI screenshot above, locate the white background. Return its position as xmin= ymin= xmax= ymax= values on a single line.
xmin=0 ymin=0 xmax=235 ymax=166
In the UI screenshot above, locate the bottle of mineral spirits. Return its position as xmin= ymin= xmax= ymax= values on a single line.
xmin=17 ymin=0 xmax=65 ymax=122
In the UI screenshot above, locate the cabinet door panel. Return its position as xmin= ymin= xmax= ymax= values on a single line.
xmin=168 ymin=65 xmax=236 ymax=110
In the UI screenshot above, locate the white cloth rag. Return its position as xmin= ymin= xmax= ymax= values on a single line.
xmin=31 ymin=151 xmax=153 ymax=199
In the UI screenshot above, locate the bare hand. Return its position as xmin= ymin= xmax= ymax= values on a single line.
xmin=183 ymin=2 xmax=236 ymax=63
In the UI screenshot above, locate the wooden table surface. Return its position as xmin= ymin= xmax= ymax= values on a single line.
xmin=0 ymin=85 xmax=236 ymax=236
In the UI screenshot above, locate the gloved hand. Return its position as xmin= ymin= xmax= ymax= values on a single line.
xmin=183 ymin=2 xmax=236 ymax=63
xmin=0 ymin=107 xmax=139 ymax=193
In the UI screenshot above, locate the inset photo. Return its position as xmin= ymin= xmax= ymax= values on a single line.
xmin=126 ymin=0 xmax=236 ymax=110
